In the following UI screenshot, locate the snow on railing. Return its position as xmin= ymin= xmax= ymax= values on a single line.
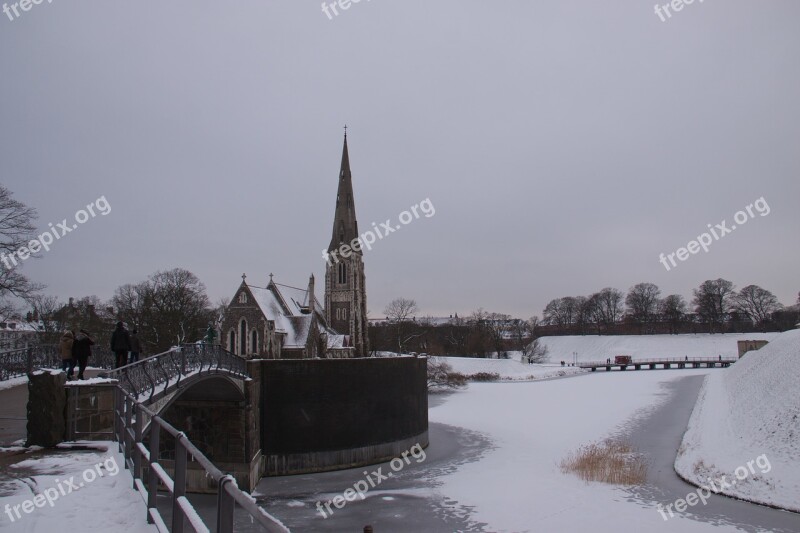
xmin=100 ymin=344 xmax=248 ymax=403
xmin=114 ymin=387 xmax=290 ymax=533
xmin=0 ymin=344 xmax=115 ymax=381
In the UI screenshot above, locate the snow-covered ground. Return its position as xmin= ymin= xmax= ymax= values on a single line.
xmin=539 ymin=333 xmax=780 ymax=362
xmin=436 ymin=356 xmax=586 ymax=381
xmin=675 ymin=329 xmax=800 ymax=512
xmin=428 ymin=368 xmax=742 ymax=532
xmin=0 ymin=442 xmax=155 ymax=532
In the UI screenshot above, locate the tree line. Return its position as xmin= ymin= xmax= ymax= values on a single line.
xmin=27 ymin=268 xmax=214 ymax=354
xmin=371 ymin=298 xmax=547 ymax=360
xmin=541 ymin=280 xmax=799 ymax=335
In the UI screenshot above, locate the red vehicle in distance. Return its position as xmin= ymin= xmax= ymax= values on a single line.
xmin=614 ymin=355 xmax=633 ymax=365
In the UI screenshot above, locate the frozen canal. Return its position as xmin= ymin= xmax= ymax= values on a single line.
xmin=182 ymin=370 xmax=800 ymax=532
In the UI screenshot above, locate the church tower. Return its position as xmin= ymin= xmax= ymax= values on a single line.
xmin=324 ymin=130 xmax=370 ymax=357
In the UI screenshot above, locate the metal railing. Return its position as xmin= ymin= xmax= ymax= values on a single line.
xmin=100 ymin=344 xmax=248 ymax=403
xmin=115 ymin=387 xmax=289 ymax=533
xmin=581 ymin=356 xmax=736 ymax=367
xmin=0 ymin=343 xmax=116 ymax=381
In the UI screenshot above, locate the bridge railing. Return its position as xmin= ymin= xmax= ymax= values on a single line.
xmin=115 ymin=387 xmax=290 ymax=533
xmin=100 ymin=344 xmax=248 ymax=403
xmin=580 ymin=356 xmax=735 ymax=367
xmin=0 ymin=343 xmax=116 ymax=381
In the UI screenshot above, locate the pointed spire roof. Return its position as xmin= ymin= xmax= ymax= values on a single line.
xmin=328 ymin=129 xmax=360 ymax=252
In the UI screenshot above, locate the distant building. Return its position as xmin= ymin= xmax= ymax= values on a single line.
xmin=738 ymin=339 xmax=769 ymax=358
xmin=0 ymin=319 xmax=39 ymax=350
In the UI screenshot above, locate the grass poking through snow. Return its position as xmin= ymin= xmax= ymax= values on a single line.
xmin=560 ymin=439 xmax=648 ymax=485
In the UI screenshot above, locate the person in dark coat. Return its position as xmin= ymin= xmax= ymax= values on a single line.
xmin=128 ymin=329 xmax=142 ymax=365
xmin=73 ymin=329 xmax=95 ymax=380
xmin=59 ymin=330 xmax=76 ymax=379
xmin=110 ymin=321 xmax=131 ymax=368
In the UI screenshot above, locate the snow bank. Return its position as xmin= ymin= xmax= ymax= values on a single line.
xmin=0 ymin=442 xmax=155 ymax=532
xmin=675 ymin=329 xmax=800 ymax=512
xmin=540 ymin=333 xmax=779 ymax=362
xmin=438 ymin=356 xmax=586 ymax=381
xmin=0 ymin=375 xmax=28 ymax=392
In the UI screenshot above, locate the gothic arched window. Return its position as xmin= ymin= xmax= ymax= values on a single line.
xmin=251 ymin=330 xmax=258 ymax=355
xmin=338 ymin=262 xmax=347 ymax=284
xmin=240 ymin=320 xmax=247 ymax=355
xmin=229 ymin=330 xmax=236 ymax=353
xmin=239 ymin=292 xmax=247 ymax=304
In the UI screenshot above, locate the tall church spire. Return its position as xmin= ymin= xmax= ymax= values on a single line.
xmin=328 ymin=130 xmax=360 ymax=253
xmin=324 ymin=129 xmax=370 ymax=357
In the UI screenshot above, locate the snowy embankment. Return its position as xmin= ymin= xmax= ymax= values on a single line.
xmin=540 ymin=333 xmax=779 ymax=363
xmin=675 ymin=329 xmax=800 ymax=512
xmin=0 ymin=442 xmax=155 ymax=532
xmin=437 ymin=356 xmax=586 ymax=381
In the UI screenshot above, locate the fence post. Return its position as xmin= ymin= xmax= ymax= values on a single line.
xmin=26 ymin=344 xmax=33 ymax=375
xmin=172 ymin=434 xmax=188 ymax=533
xmin=133 ymin=403 xmax=143 ymax=488
xmin=147 ymin=422 xmax=160 ymax=524
xmin=124 ymin=395 xmax=133 ymax=468
xmin=216 ymin=476 xmax=236 ymax=533
xmin=115 ymin=388 xmax=123 ymax=453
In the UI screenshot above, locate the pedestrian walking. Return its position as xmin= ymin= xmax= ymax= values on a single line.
xmin=110 ymin=321 xmax=131 ymax=368
xmin=59 ymin=330 xmax=76 ymax=379
xmin=129 ymin=328 xmax=142 ymax=365
xmin=73 ymin=329 xmax=95 ymax=380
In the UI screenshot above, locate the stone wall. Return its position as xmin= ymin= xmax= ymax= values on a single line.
xmin=26 ymin=370 xmax=67 ymax=447
xmin=259 ymin=356 xmax=428 ymax=475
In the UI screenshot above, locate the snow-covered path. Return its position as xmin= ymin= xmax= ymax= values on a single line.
xmin=0 ymin=443 xmax=155 ymax=532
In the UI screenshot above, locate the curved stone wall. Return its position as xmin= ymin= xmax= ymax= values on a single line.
xmin=258 ymin=357 xmax=428 ymax=476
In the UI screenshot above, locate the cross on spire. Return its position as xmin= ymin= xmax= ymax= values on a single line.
xmin=343 ymin=124 xmax=348 ymax=137
xmin=242 ymin=273 xmax=247 ymax=281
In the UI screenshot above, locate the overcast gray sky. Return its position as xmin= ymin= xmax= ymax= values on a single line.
xmin=1 ymin=0 xmax=798 ymax=319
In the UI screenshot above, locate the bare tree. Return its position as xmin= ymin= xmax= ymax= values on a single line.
xmin=0 ymin=185 xmax=41 ymax=318
xmin=467 ymin=310 xmax=512 ymax=358
xmin=444 ymin=314 xmax=470 ymax=355
xmin=692 ymin=279 xmax=736 ymax=333
xmin=111 ymin=268 xmax=212 ymax=352
xmin=383 ymin=297 xmax=419 ymax=355
xmin=735 ymin=285 xmax=782 ymax=329
xmin=625 ymin=282 xmax=662 ymax=334
xmin=659 ymin=294 xmax=687 ymax=334
xmin=427 ymin=357 xmax=466 ymax=391
xmin=527 ymin=337 xmax=550 ymax=363
xmin=30 ymin=294 xmax=62 ymax=344
xmin=575 ymin=296 xmax=592 ymax=334
xmin=590 ymin=288 xmax=624 ymax=334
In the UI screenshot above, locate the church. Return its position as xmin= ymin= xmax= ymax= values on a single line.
xmin=219 ymin=132 xmax=370 ymax=359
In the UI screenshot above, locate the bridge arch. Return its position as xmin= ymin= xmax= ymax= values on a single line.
xmin=157 ymin=374 xmax=249 ymax=466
